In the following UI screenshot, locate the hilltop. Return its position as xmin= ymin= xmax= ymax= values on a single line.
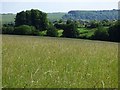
xmin=63 ymin=9 xmax=118 ymax=20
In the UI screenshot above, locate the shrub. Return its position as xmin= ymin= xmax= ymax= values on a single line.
xmin=108 ymin=21 xmax=120 ymax=42
xmin=2 ymin=26 xmax=14 ymax=34
xmin=86 ymin=21 xmax=100 ymax=28
xmin=92 ymin=27 xmax=109 ymax=41
xmin=46 ymin=24 xmax=58 ymax=37
xmin=34 ymin=31 xmax=46 ymax=36
xmin=14 ymin=25 xmax=36 ymax=35
xmin=62 ymin=22 xmax=79 ymax=38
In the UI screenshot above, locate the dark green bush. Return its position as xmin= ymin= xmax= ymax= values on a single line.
xmin=2 ymin=26 xmax=14 ymax=34
xmin=86 ymin=21 xmax=101 ymax=28
xmin=108 ymin=21 xmax=120 ymax=42
xmin=62 ymin=22 xmax=79 ymax=38
xmin=92 ymin=27 xmax=109 ymax=41
xmin=14 ymin=25 xmax=36 ymax=35
xmin=46 ymin=23 xmax=58 ymax=37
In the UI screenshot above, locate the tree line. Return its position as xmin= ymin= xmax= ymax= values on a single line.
xmin=1 ymin=9 xmax=120 ymax=42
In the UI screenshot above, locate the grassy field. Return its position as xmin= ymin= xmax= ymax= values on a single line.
xmin=1 ymin=14 xmax=16 ymax=24
xmin=47 ymin=13 xmax=66 ymax=21
xmin=78 ymin=28 xmax=96 ymax=38
xmin=2 ymin=35 xmax=118 ymax=88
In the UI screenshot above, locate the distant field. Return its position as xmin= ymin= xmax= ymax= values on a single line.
xmin=1 ymin=13 xmax=66 ymax=24
xmin=47 ymin=13 xmax=66 ymax=21
xmin=1 ymin=14 xmax=16 ymax=24
xmin=2 ymin=35 xmax=118 ymax=88
xmin=78 ymin=28 xmax=96 ymax=38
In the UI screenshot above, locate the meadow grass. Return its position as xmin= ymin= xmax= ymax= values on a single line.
xmin=2 ymin=35 xmax=118 ymax=88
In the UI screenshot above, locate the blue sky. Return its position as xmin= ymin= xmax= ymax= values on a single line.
xmin=1 ymin=0 xmax=119 ymax=13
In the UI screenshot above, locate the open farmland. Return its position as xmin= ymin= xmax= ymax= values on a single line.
xmin=2 ymin=35 xmax=118 ymax=88
xmin=1 ymin=14 xmax=16 ymax=24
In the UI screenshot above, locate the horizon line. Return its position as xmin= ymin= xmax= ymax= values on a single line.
xmin=1 ymin=8 xmax=118 ymax=14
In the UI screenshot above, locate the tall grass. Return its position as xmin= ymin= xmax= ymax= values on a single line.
xmin=2 ymin=35 xmax=118 ymax=88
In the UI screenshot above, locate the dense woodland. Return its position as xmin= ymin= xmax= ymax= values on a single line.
xmin=63 ymin=9 xmax=118 ymax=20
xmin=1 ymin=9 xmax=120 ymax=42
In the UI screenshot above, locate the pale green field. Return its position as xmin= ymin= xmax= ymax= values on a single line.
xmin=2 ymin=35 xmax=118 ymax=88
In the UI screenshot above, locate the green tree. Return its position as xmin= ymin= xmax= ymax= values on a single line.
xmin=92 ymin=27 xmax=109 ymax=41
xmin=15 ymin=11 xmax=26 ymax=26
xmin=15 ymin=9 xmax=48 ymax=31
xmin=108 ymin=21 xmax=120 ymax=42
xmin=26 ymin=10 xmax=32 ymax=25
xmin=66 ymin=19 xmax=73 ymax=24
xmin=46 ymin=23 xmax=58 ymax=37
xmin=2 ymin=26 xmax=14 ymax=34
xmin=62 ymin=21 xmax=79 ymax=38
xmin=86 ymin=21 xmax=100 ymax=28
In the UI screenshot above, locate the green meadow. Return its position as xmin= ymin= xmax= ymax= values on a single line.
xmin=2 ymin=35 xmax=118 ymax=88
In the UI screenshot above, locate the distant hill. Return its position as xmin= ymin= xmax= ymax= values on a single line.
xmin=0 ymin=13 xmax=66 ymax=24
xmin=62 ymin=9 xmax=118 ymax=21
xmin=0 ymin=14 xmax=16 ymax=24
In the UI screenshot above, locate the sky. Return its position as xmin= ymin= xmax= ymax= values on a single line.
xmin=1 ymin=0 xmax=120 ymax=14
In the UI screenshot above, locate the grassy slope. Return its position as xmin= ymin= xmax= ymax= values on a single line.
xmin=1 ymin=14 xmax=16 ymax=24
xmin=47 ymin=13 xmax=66 ymax=21
xmin=2 ymin=35 xmax=118 ymax=88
